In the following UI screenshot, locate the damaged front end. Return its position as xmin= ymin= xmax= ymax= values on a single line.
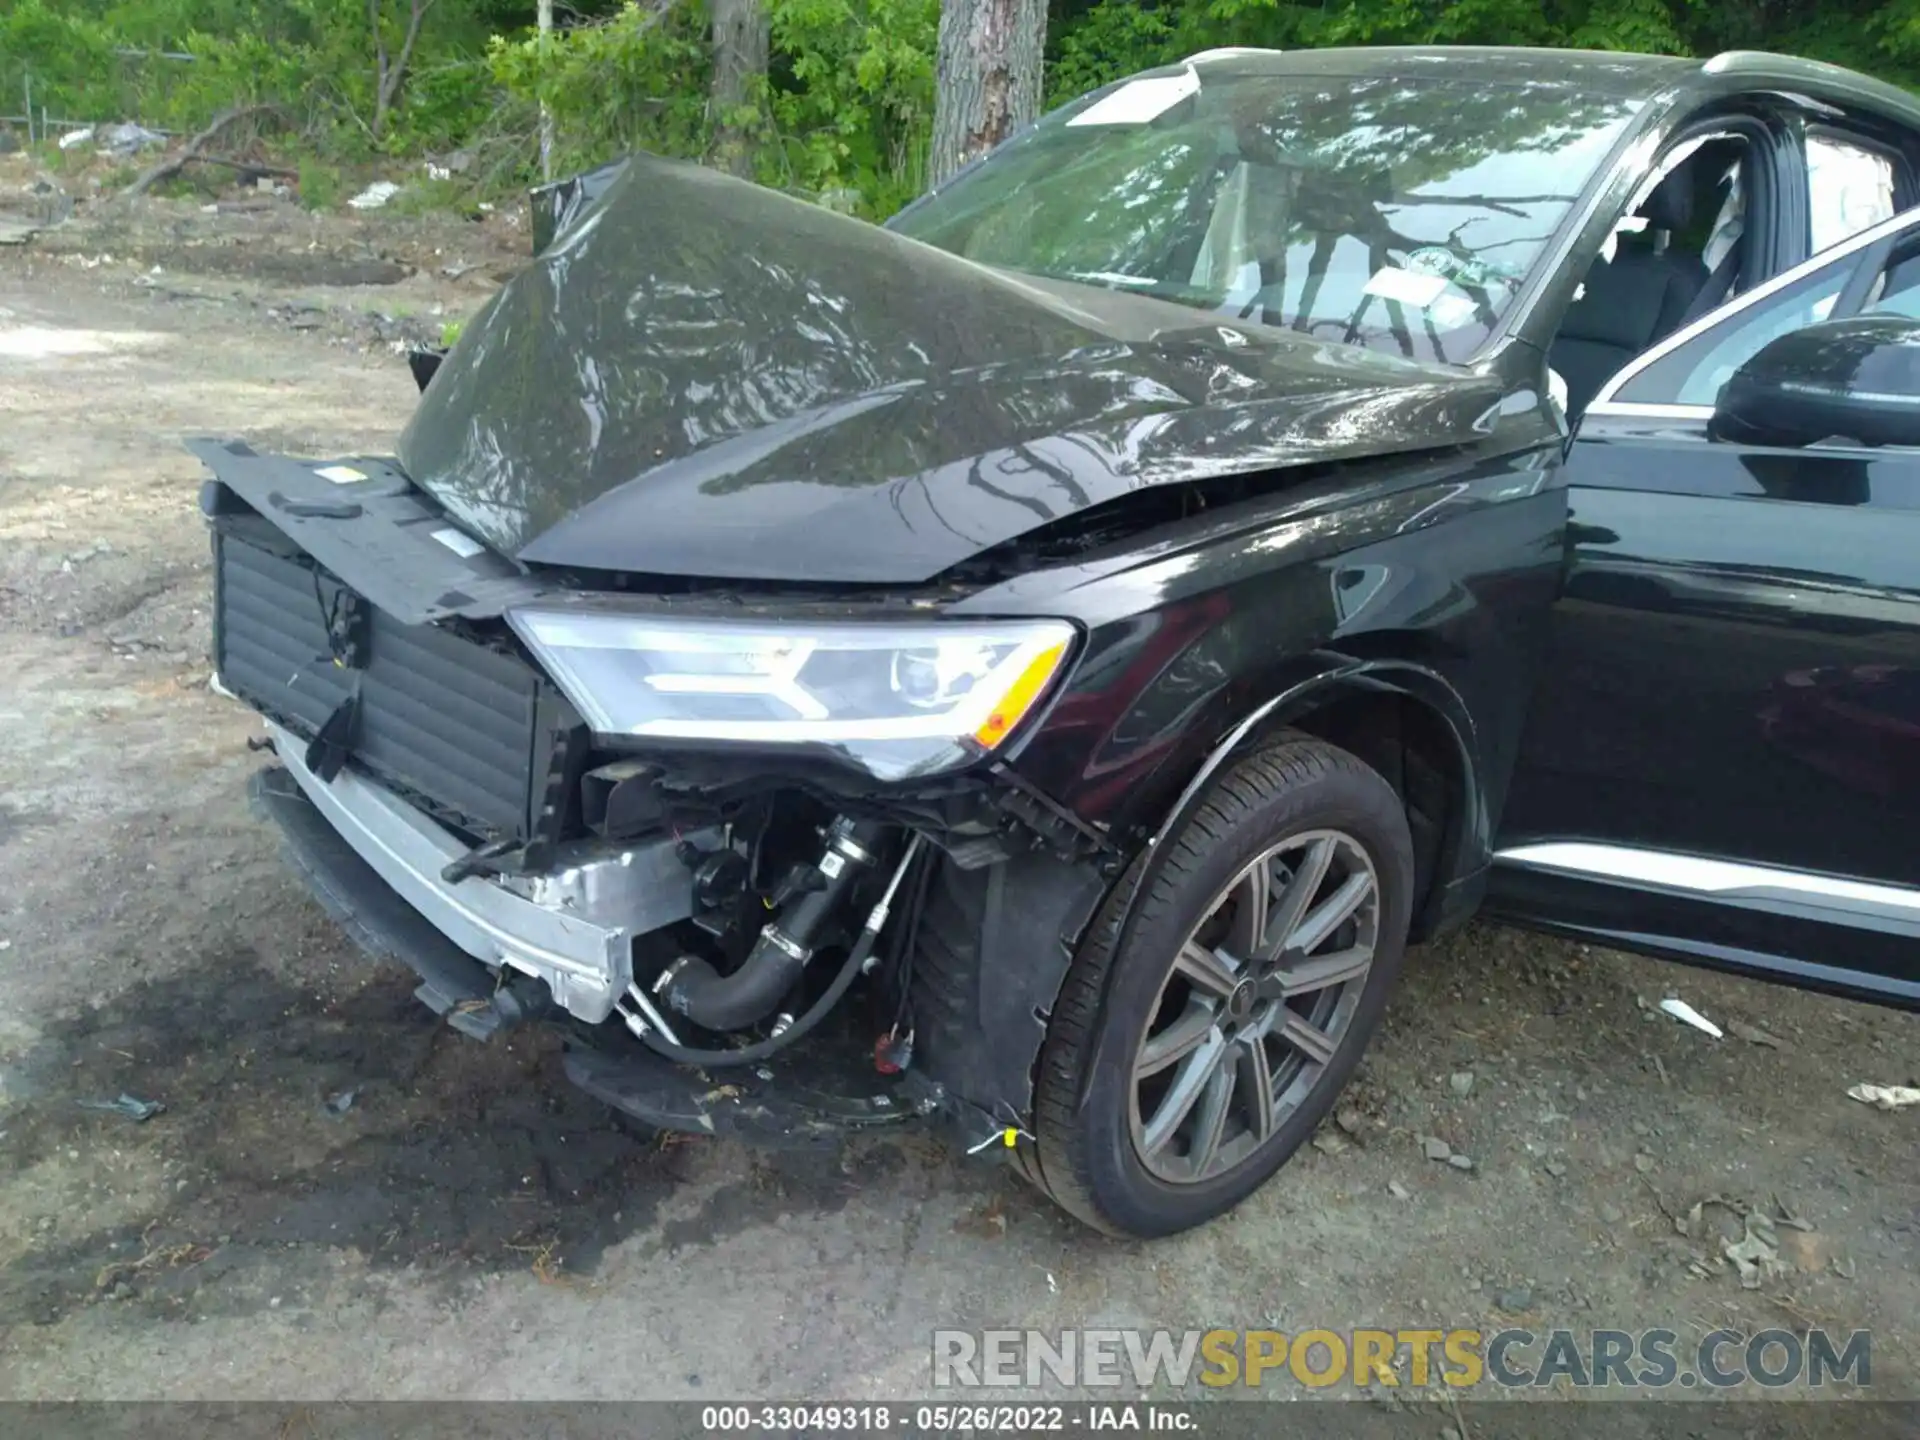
xmin=204 ymin=149 xmax=1503 ymax=1155
xmin=201 ymin=441 xmax=1110 ymax=1148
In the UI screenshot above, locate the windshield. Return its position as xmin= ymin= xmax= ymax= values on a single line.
xmin=892 ymin=69 xmax=1642 ymax=365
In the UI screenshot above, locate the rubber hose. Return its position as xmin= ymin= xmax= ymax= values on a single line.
xmin=631 ymin=923 xmax=879 ymax=1070
xmin=661 ymin=817 xmax=887 ymax=1031
xmin=657 ymin=947 xmax=806 ymax=1034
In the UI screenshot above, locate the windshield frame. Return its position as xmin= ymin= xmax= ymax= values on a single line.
xmin=889 ymin=59 xmax=1673 ymax=369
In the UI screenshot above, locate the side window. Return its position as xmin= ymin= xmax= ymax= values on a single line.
xmin=1862 ymin=233 xmax=1920 ymax=319
xmin=1612 ymin=253 xmax=1853 ymax=406
xmin=1807 ymin=130 xmax=1898 ymax=254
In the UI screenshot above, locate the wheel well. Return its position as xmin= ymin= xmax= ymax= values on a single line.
xmin=1275 ymin=689 xmax=1463 ymax=938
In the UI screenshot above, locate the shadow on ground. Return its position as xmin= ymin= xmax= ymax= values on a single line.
xmin=0 ymin=948 xmax=906 ymax=1327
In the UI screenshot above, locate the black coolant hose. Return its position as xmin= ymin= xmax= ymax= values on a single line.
xmin=633 ymin=833 xmax=924 ymax=1070
xmin=660 ymin=816 xmax=891 ymax=1032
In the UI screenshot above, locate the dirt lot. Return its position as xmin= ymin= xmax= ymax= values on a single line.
xmin=0 ymin=169 xmax=1915 ymax=1406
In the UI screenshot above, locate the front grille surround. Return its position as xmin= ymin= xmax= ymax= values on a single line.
xmin=214 ymin=525 xmax=562 ymax=841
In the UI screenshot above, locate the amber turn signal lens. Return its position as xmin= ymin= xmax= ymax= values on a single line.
xmin=972 ymin=640 xmax=1068 ymax=750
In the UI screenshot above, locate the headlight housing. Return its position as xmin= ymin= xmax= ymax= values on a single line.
xmin=507 ymin=609 xmax=1076 ymax=780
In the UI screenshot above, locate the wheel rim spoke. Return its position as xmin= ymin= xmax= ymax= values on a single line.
xmin=1131 ymin=825 xmax=1380 ymax=1186
xmin=1260 ymin=836 xmax=1334 ymax=959
xmin=1137 ymin=996 xmax=1217 ymax=1078
xmin=1140 ymin=1027 xmax=1227 ymax=1157
xmin=1287 ymin=869 xmax=1373 ymax=956
xmin=1275 ymin=1010 xmax=1339 ymax=1067
xmin=1186 ymin=1060 xmax=1236 ymax=1177
xmin=1173 ymin=939 xmax=1240 ymax=999
xmin=1274 ymin=945 xmax=1373 ymax=1000
xmin=1225 ymin=859 xmax=1271 ymax=959
xmin=1236 ymin=1035 xmax=1277 ymax=1144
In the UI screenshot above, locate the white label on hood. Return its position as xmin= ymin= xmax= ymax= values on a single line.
xmin=1363 ymin=266 xmax=1449 ymax=309
xmin=431 ymin=526 xmax=484 ymax=559
xmin=315 ymin=465 xmax=367 ymax=485
xmin=1067 ymin=70 xmax=1200 ymax=128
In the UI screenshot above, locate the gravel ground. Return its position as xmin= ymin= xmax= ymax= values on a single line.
xmin=0 ymin=169 xmax=1914 ymax=1407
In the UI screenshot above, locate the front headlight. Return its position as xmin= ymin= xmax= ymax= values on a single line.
xmin=507 ymin=609 xmax=1076 ymax=780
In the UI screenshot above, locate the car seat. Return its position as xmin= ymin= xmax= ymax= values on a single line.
xmin=1550 ymin=168 xmax=1710 ymax=414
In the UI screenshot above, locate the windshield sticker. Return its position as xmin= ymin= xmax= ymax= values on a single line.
xmin=1363 ymin=266 xmax=1449 ymax=309
xmin=1405 ymin=248 xmax=1515 ymax=291
xmin=1427 ymin=292 xmax=1480 ymax=328
xmin=1067 ymin=69 xmax=1200 ymax=128
xmin=314 ymin=465 xmax=367 ymax=484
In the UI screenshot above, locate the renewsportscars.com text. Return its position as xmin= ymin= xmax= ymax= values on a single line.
xmin=932 ymin=1327 xmax=1870 ymax=1391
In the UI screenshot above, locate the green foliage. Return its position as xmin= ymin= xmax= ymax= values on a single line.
xmin=486 ymin=2 xmax=713 ymax=171
xmin=0 ymin=0 xmax=124 ymax=119
xmin=7 ymin=0 xmax=503 ymax=156
xmin=486 ymin=0 xmax=937 ymax=216
xmin=1048 ymin=2 xmax=1181 ymax=105
xmin=389 ymin=174 xmax=469 ymax=213
xmin=1048 ymin=0 xmax=1916 ymax=102
xmin=763 ymin=0 xmax=939 ymax=213
xmin=297 ymin=156 xmax=344 ymax=210
xmin=4 ymin=0 xmax=1915 ymax=220
xmin=146 ymin=28 xmax=324 ymax=128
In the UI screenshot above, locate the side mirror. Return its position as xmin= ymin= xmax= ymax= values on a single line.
xmin=1709 ymin=314 xmax=1920 ymax=449
xmin=406 ymin=347 xmax=445 ymax=393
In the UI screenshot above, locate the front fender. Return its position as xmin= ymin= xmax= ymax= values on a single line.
xmin=925 ymin=653 xmax=1485 ymax=1148
xmin=1160 ymin=654 xmax=1485 ymax=888
xmin=1052 ymin=654 xmax=1485 ymax=1128
xmin=1107 ymin=649 xmax=1484 ymax=957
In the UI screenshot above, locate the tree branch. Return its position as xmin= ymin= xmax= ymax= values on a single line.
xmin=382 ymin=0 xmax=440 ymax=117
xmin=369 ymin=0 xmax=387 ymax=89
xmin=123 ymin=105 xmax=288 ymax=197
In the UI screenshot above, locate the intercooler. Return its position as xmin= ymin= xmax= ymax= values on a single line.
xmin=212 ymin=525 xmax=566 ymax=842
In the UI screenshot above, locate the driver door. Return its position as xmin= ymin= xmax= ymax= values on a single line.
xmin=1491 ymin=209 xmax=1920 ymax=1001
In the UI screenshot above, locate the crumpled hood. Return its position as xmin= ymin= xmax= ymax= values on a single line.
xmin=398 ymin=153 xmax=1503 ymax=585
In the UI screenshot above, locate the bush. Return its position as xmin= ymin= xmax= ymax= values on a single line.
xmin=487 ymin=2 xmax=712 ymax=174
xmin=0 ymin=2 xmax=127 ymax=121
xmin=297 ymin=156 xmax=343 ymax=210
xmin=764 ymin=0 xmax=938 ymax=215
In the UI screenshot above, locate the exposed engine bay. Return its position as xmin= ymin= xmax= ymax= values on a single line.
xmin=211 ymin=470 xmax=1112 ymax=1150
xmin=606 ymin=805 xmax=922 ymax=1064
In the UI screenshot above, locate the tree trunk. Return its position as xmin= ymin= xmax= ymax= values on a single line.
xmin=370 ymin=0 xmax=438 ymax=142
xmin=927 ymin=0 xmax=1046 ymax=189
xmin=709 ymin=0 xmax=769 ymax=179
xmin=537 ymin=0 xmax=555 ymax=181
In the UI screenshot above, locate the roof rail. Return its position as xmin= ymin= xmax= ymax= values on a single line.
xmin=1702 ymin=49 xmax=1812 ymax=75
xmin=1183 ymin=47 xmax=1282 ymax=64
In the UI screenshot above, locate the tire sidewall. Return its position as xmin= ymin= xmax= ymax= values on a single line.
xmin=1075 ymin=755 xmax=1415 ymax=1237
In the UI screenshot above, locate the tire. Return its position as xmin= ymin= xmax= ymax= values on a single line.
xmin=1018 ymin=734 xmax=1415 ymax=1238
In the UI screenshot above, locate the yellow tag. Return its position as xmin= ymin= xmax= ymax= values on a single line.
xmin=1003 ymin=1128 xmax=1018 ymax=1148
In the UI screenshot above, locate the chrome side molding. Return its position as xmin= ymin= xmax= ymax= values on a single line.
xmin=1493 ymin=841 xmax=1920 ymax=922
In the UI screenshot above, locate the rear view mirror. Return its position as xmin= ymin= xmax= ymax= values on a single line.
xmin=1709 ymin=314 xmax=1920 ymax=448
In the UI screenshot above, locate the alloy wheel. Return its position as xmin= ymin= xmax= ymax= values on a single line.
xmin=1128 ymin=829 xmax=1380 ymax=1184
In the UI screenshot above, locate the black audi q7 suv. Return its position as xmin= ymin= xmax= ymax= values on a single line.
xmin=200 ymin=45 xmax=1920 ymax=1236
